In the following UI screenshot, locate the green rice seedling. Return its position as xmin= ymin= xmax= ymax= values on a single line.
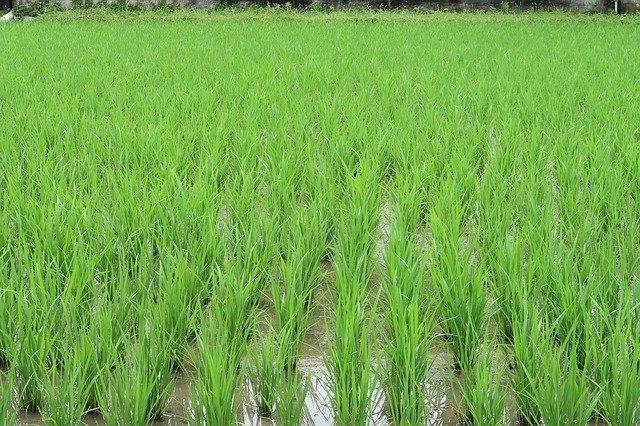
xmin=543 ymin=235 xmax=598 ymax=370
xmin=13 ymin=295 xmax=57 ymax=413
xmin=98 ymin=319 xmax=174 ymax=425
xmin=58 ymin=242 xmax=100 ymax=326
xmin=154 ymin=252 xmax=201 ymax=371
xmin=0 ymin=369 xmax=15 ymax=424
xmin=224 ymin=160 xmax=275 ymax=303
xmin=250 ymin=330 xmax=280 ymax=418
xmin=382 ymin=177 xmax=434 ymax=424
xmin=95 ymin=249 xmax=148 ymax=341
xmin=43 ymin=339 xmax=96 ymax=426
xmin=306 ymin=158 xmax=340 ymax=259
xmin=510 ymin=300 xmax=543 ymax=426
xmin=261 ymin=142 xmax=303 ymax=257
xmin=90 ymin=298 xmax=129 ymax=372
xmin=189 ymin=309 xmax=245 ymax=426
xmin=325 ymin=288 xmax=379 ymax=426
xmin=284 ymin=206 xmax=325 ymax=307
xmin=275 ymin=371 xmax=309 ymax=426
xmin=454 ymin=340 xmax=506 ymax=425
xmin=51 ymin=301 xmax=116 ymax=415
xmin=0 ymin=284 xmax=15 ymax=368
xmin=430 ymin=179 xmax=486 ymax=371
xmin=186 ymin=209 xmax=225 ymax=308
xmin=271 ymin=242 xmax=318 ymax=372
xmin=489 ymin=236 xmax=525 ymax=344
xmin=325 ymin=158 xmax=381 ymax=426
xmin=533 ymin=339 xmax=597 ymax=425
xmin=222 ymin=209 xmax=275 ymax=317
xmin=593 ymin=296 xmax=640 ymax=426
xmin=475 ymin=147 xmax=524 ymax=345
xmin=210 ymin=259 xmax=260 ymax=370
xmin=614 ymin=208 xmax=640 ymax=290
xmin=0 ymin=229 xmax=18 ymax=368
xmin=76 ymin=334 xmax=106 ymax=414
xmin=250 ymin=326 xmax=310 ymax=423
xmin=475 ymin=141 xmax=518 ymax=282
xmin=591 ymin=232 xmax=623 ymax=325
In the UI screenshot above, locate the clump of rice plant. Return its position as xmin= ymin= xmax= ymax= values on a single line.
xmin=189 ymin=308 xmax=247 ymax=425
xmin=485 ymin=236 xmax=525 ymax=344
xmin=306 ymin=160 xmax=340 ymax=259
xmin=43 ymin=337 xmax=96 ymax=425
xmin=534 ymin=339 xmax=597 ymax=425
xmin=543 ymin=244 xmax=596 ymax=371
xmin=153 ymin=251 xmax=200 ymax=372
xmin=13 ymin=296 xmax=56 ymax=412
xmin=224 ymin=167 xmax=275 ymax=307
xmin=213 ymin=186 xmax=274 ymax=354
xmin=475 ymin=148 xmax=522 ymax=345
xmin=382 ymin=176 xmax=434 ymax=424
xmin=510 ymin=300 xmax=543 ymax=425
xmin=0 ymin=369 xmax=15 ymax=424
xmin=250 ymin=330 xmax=280 ymax=418
xmin=281 ymin=206 xmax=325 ymax=309
xmin=0 ymin=288 xmax=14 ymax=368
xmin=48 ymin=302 xmax=117 ymax=416
xmin=0 ymin=249 xmax=17 ymax=368
xmin=250 ymin=329 xmax=310 ymax=425
xmin=430 ymin=177 xmax=486 ymax=372
xmin=325 ymin=158 xmax=381 ymax=425
xmin=275 ymin=371 xmax=309 ymax=426
xmin=271 ymin=211 xmax=321 ymax=371
xmin=454 ymin=340 xmax=506 ymax=425
xmin=209 ymin=257 xmax=260 ymax=369
xmin=594 ymin=294 xmax=640 ymax=426
xmin=98 ymin=317 xmax=174 ymax=425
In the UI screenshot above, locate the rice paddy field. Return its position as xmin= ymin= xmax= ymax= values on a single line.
xmin=2 ymin=10 xmax=640 ymax=425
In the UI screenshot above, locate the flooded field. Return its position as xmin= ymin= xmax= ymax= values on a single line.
xmin=2 ymin=10 xmax=640 ymax=426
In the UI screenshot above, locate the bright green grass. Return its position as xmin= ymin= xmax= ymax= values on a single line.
xmin=1 ymin=12 xmax=640 ymax=424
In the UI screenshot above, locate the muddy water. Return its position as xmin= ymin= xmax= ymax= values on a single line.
xmin=13 ymin=349 xmax=458 ymax=425
xmin=9 ymin=250 xmax=461 ymax=426
xmin=6 ymin=202 xmax=598 ymax=425
xmin=8 ymin=225 xmax=494 ymax=426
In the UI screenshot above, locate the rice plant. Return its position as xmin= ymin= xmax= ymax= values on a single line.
xmin=0 ymin=283 xmax=15 ymax=368
xmin=325 ymin=157 xmax=381 ymax=425
xmin=594 ymin=293 xmax=640 ymax=426
xmin=0 ymin=369 xmax=15 ymax=424
xmin=153 ymin=251 xmax=201 ymax=372
xmin=454 ymin=340 xmax=507 ymax=425
xmin=13 ymin=295 xmax=57 ymax=413
xmin=43 ymin=338 xmax=96 ymax=425
xmin=533 ymin=339 xmax=597 ymax=425
xmin=430 ymin=176 xmax=486 ymax=372
xmin=510 ymin=301 xmax=543 ymax=425
xmin=275 ymin=371 xmax=309 ymax=426
xmin=382 ymin=176 xmax=434 ymax=424
xmin=189 ymin=308 xmax=246 ymax=426
xmin=271 ymin=234 xmax=319 ymax=372
xmin=98 ymin=318 xmax=174 ymax=425
xmin=250 ymin=330 xmax=280 ymax=418
xmin=250 ymin=329 xmax=310 ymax=424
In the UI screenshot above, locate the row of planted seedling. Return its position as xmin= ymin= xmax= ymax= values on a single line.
xmin=2 ymin=135 xmax=640 ymax=424
xmin=0 ymin=148 xmax=332 ymax=426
